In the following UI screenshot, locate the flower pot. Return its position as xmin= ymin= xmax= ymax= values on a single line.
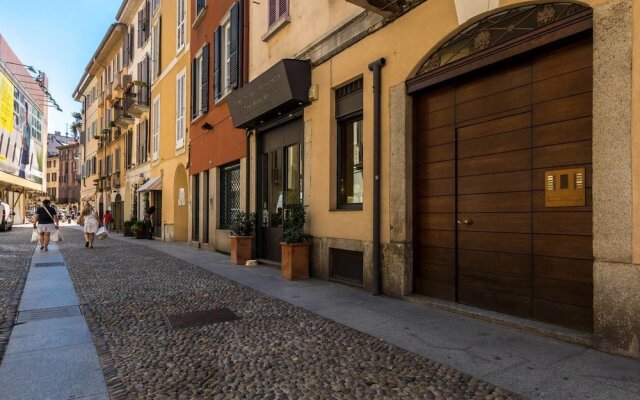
xmin=134 ymin=227 xmax=147 ymax=239
xmin=230 ymin=236 xmax=253 ymax=265
xmin=123 ymin=225 xmax=133 ymax=237
xmin=281 ymin=242 xmax=309 ymax=280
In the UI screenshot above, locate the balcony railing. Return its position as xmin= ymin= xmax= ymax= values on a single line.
xmin=125 ymin=83 xmax=150 ymax=117
xmin=112 ymin=173 xmax=121 ymax=188
xmin=114 ymin=102 xmax=134 ymax=128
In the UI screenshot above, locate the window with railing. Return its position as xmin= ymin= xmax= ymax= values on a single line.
xmin=219 ymin=162 xmax=240 ymax=229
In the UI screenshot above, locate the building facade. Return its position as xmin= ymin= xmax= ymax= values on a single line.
xmin=188 ymin=0 xmax=249 ymax=251
xmin=75 ymin=0 xmax=640 ymax=359
xmin=0 ymin=34 xmax=48 ymax=224
xmin=146 ymin=0 xmax=192 ymax=241
xmin=57 ymin=141 xmax=80 ymax=205
xmin=225 ymin=0 xmax=640 ymax=359
xmin=45 ymin=133 xmax=76 ymax=202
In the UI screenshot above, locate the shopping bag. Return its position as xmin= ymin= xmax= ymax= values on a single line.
xmin=30 ymin=229 xmax=39 ymax=243
xmin=50 ymin=229 xmax=62 ymax=242
xmin=96 ymin=226 xmax=109 ymax=240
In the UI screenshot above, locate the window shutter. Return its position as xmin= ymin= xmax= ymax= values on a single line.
xmin=214 ymin=27 xmax=221 ymax=101
xmin=158 ymin=16 xmax=162 ymax=76
xmin=191 ymin=59 xmax=197 ymax=119
xmin=130 ymin=26 xmax=135 ymax=62
xmin=201 ymin=44 xmax=209 ymax=113
xmin=137 ymin=10 xmax=143 ymax=48
xmin=268 ymin=0 xmax=276 ymax=26
xmin=123 ymin=31 xmax=130 ymax=68
xmin=278 ymin=0 xmax=288 ymax=18
xmin=144 ymin=53 xmax=150 ymax=89
xmin=137 ymin=61 xmax=143 ymax=83
xmin=229 ymin=3 xmax=239 ymax=90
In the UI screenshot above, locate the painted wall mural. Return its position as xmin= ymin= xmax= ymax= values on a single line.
xmin=0 ymin=70 xmax=44 ymax=186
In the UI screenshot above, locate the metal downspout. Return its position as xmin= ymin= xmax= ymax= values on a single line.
xmin=368 ymin=58 xmax=386 ymax=296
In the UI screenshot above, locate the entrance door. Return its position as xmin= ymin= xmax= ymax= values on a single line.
xmin=258 ymin=118 xmax=303 ymax=263
xmin=112 ymin=194 xmax=124 ymax=232
xmin=414 ymin=37 xmax=593 ymax=331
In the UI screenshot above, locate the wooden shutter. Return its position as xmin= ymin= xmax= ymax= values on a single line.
xmin=201 ymin=44 xmax=209 ymax=113
xmin=229 ymin=3 xmax=239 ymax=89
xmin=214 ymin=26 xmax=221 ymax=100
xmin=158 ymin=16 xmax=162 ymax=76
xmin=278 ymin=0 xmax=288 ymax=18
xmin=130 ymin=26 xmax=135 ymax=62
xmin=137 ymin=10 xmax=143 ymax=48
xmin=191 ymin=59 xmax=197 ymax=119
xmin=268 ymin=0 xmax=276 ymax=26
xmin=123 ymin=31 xmax=130 ymax=68
xmin=137 ymin=61 xmax=143 ymax=84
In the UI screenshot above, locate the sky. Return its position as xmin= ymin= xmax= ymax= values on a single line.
xmin=0 ymin=0 xmax=122 ymax=136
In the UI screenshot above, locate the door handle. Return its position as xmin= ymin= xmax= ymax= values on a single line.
xmin=457 ymin=218 xmax=473 ymax=225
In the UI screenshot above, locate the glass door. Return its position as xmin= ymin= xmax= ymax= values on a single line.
xmin=259 ymin=143 xmax=302 ymax=262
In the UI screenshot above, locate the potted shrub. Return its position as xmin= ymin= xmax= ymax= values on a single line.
xmin=229 ymin=211 xmax=256 ymax=265
xmin=131 ymin=220 xmax=147 ymax=239
xmin=123 ymin=218 xmax=136 ymax=237
xmin=281 ymin=203 xmax=311 ymax=280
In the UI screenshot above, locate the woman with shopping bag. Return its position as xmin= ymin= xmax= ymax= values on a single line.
xmin=32 ymin=199 xmax=59 ymax=251
xmin=79 ymin=203 xmax=101 ymax=249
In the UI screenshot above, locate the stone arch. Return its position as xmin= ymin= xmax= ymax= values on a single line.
xmin=408 ymin=1 xmax=591 ymax=80
xmin=173 ymin=163 xmax=189 ymax=242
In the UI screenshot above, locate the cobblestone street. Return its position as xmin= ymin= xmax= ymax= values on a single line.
xmin=55 ymin=228 xmax=518 ymax=400
xmin=0 ymin=228 xmax=34 ymax=363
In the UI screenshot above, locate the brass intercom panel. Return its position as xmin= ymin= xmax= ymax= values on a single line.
xmin=545 ymin=168 xmax=586 ymax=207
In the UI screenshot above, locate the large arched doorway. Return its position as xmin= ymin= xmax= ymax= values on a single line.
xmin=98 ymin=194 xmax=104 ymax=220
xmin=173 ymin=164 xmax=189 ymax=242
xmin=407 ymin=3 xmax=593 ymax=331
xmin=112 ymin=194 xmax=124 ymax=232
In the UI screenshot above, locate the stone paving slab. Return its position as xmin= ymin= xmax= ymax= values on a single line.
xmin=0 ymin=342 xmax=108 ymax=400
xmin=6 ymin=315 xmax=93 ymax=354
xmin=18 ymin=288 xmax=78 ymax=312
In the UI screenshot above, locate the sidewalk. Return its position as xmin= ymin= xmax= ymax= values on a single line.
xmin=0 ymin=241 xmax=109 ymax=400
xmin=109 ymin=231 xmax=640 ymax=400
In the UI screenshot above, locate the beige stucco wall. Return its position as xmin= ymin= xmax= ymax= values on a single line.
xmin=632 ymin=0 xmax=640 ymax=264
xmin=248 ymin=1 xmax=363 ymax=79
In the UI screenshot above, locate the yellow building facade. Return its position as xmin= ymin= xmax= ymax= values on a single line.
xmin=148 ymin=0 xmax=191 ymax=241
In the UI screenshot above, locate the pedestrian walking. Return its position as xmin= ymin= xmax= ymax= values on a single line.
xmin=32 ymin=199 xmax=59 ymax=251
xmin=79 ymin=203 xmax=101 ymax=249
xmin=103 ymin=210 xmax=112 ymax=232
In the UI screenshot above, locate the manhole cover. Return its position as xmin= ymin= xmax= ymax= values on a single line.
xmin=164 ymin=308 xmax=241 ymax=330
xmin=17 ymin=306 xmax=81 ymax=323
xmin=34 ymin=262 xmax=66 ymax=268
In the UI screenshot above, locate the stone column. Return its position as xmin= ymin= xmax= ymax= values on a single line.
xmin=592 ymin=0 xmax=640 ymax=359
xmin=384 ymin=83 xmax=413 ymax=297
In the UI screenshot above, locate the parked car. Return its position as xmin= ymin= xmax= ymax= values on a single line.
xmin=0 ymin=202 xmax=14 ymax=232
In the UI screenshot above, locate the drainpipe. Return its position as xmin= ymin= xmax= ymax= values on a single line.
xmin=368 ymin=57 xmax=385 ymax=296
xmin=245 ymin=129 xmax=251 ymax=213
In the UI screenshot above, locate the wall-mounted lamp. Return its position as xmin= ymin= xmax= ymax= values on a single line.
xmin=202 ymin=122 xmax=214 ymax=130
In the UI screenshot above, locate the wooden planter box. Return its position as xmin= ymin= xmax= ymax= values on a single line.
xmin=134 ymin=228 xmax=147 ymax=239
xmin=230 ymin=236 xmax=253 ymax=265
xmin=123 ymin=225 xmax=133 ymax=237
xmin=281 ymin=242 xmax=310 ymax=280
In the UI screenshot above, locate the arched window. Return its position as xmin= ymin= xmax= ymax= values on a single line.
xmin=417 ymin=2 xmax=590 ymax=75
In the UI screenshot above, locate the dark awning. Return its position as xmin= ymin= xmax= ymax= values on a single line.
xmin=227 ymin=59 xmax=311 ymax=129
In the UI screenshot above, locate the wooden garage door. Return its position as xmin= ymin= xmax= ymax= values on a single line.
xmin=415 ymin=37 xmax=593 ymax=331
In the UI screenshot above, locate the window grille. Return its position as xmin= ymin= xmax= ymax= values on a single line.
xmin=220 ymin=163 xmax=240 ymax=229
